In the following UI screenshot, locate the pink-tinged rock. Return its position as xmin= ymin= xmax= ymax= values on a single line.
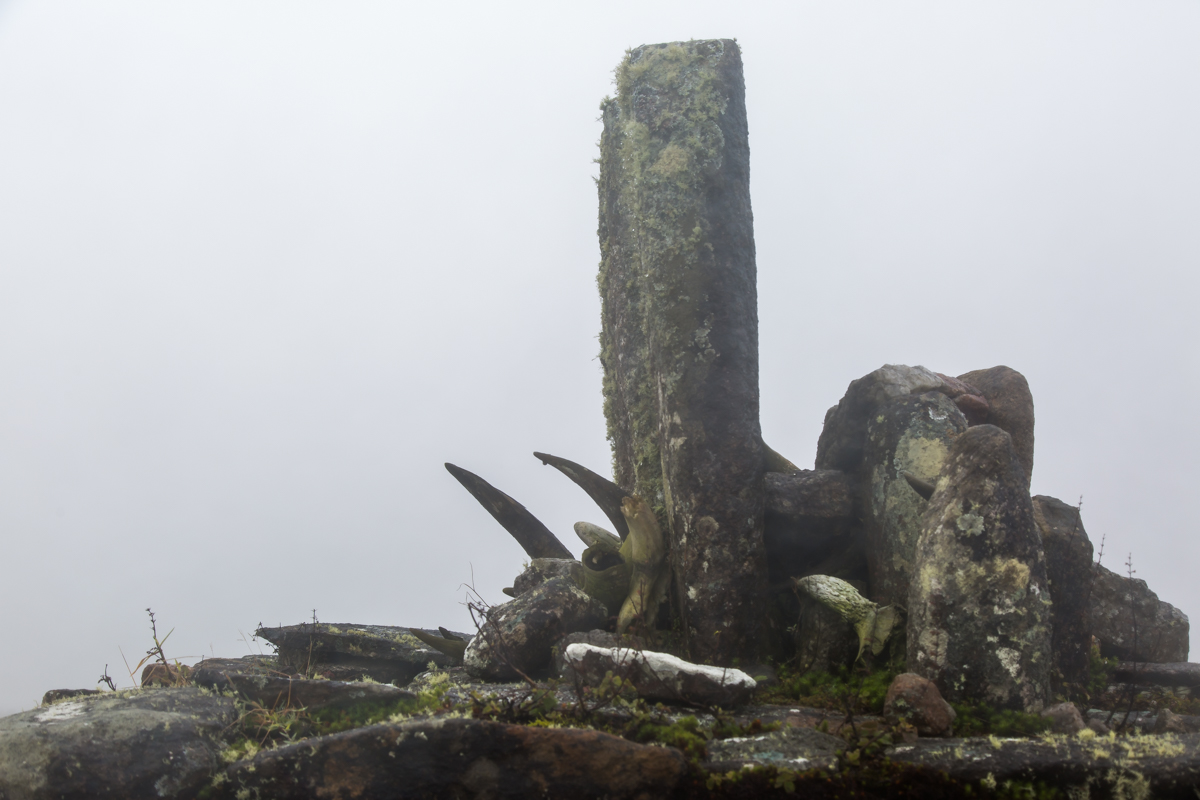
xmin=884 ymin=673 xmax=956 ymax=737
xmin=1041 ymin=702 xmax=1086 ymax=734
xmin=957 ymin=366 xmax=1035 ymax=489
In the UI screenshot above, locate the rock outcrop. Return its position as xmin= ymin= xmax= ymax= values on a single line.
xmin=907 ymin=425 xmax=1053 ymax=711
xmin=1091 ymin=563 xmax=1190 ymax=663
xmin=561 ymin=643 xmax=756 ymax=707
xmin=956 ymin=366 xmax=1035 ymax=488
xmin=1031 ymin=494 xmax=1095 ymax=687
xmin=464 ymin=576 xmax=607 ymax=681
xmin=883 ymin=673 xmax=956 ymax=737
xmin=255 ymin=622 xmax=468 ymax=684
xmin=211 ymin=717 xmax=688 ymax=800
xmin=0 ymin=689 xmax=236 ymax=800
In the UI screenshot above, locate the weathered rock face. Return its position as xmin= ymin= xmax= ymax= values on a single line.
xmin=860 ymin=392 xmax=967 ymax=608
xmin=597 ymin=39 xmax=767 ymax=666
xmin=884 ymin=673 xmax=956 ymax=738
xmin=1040 ymin=701 xmax=1086 ymax=734
xmin=956 ymin=366 xmax=1035 ymax=489
xmin=255 ymin=623 xmax=468 ymax=684
xmin=1091 ymin=563 xmax=1190 ymax=662
xmin=1031 ymin=495 xmax=1095 ymax=687
xmin=511 ymin=557 xmax=585 ymax=596
xmin=815 ymin=365 xmax=949 ymax=473
xmin=908 ymin=425 xmax=1053 ymax=711
xmin=464 ymin=576 xmax=607 ymax=681
xmin=561 ymin=643 xmax=756 ymax=707
xmin=789 ymin=592 xmax=860 ymax=673
xmin=705 ymin=726 xmax=845 ymax=772
xmin=212 ymin=717 xmax=688 ymax=800
xmin=762 ymin=469 xmax=859 ymax=582
xmin=0 ymin=689 xmax=236 ymax=800
xmin=191 ymin=668 xmax=416 ymax=713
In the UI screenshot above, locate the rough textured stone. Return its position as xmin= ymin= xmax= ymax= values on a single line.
xmin=790 ymin=592 xmax=860 ymax=673
xmin=705 ymin=726 xmax=845 ymax=772
xmin=1090 ymin=563 xmax=1189 ymax=663
xmin=888 ymin=733 xmax=1200 ymax=797
xmin=763 ymin=469 xmax=858 ymax=582
xmin=957 ymin=366 xmax=1035 ymax=488
xmin=0 ymin=688 xmax=236 ymax=800
xmin=884 ymin=673 xmax=956 ymax=737
xmin=212 ymin=717 xmax=687 ymax=800
xmin=191 ymin=668 xmax=415 ymax=712
xmin=1153 ymin=708 xmax=1191 ymax=734
xmin=815 ymin=364 xmax=948 ymax=473
xmin=1040 ymin=701 xmax=1086 ymax=734
xmin=464 ymin=577 xmax=607 ymax=681
xmin=1031 ymin=495 xmax=1095 ymax=688
xmin=561 ymin=643 xmax=756 ymax=707
xmin=40 ymin=689 xmax=100 ymax=705
xmin=511 ymin=557 xmax=585 ymax=596
xmin=255 ymin=623 xmax=469 ymax=685
xmin=598 ymin=39 xmax=767 ymax=666
xmin=860 ymin=392 xmax=967 ymax=608
xmin=1113 ymin=661 xmax=1200 ymax=687
xmin=908 ymin=425 xmax=1053 ymax=711
xmin=553 ymin=629 xmax=621 ymax=678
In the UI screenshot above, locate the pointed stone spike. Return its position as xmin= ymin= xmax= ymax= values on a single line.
xmin=444 ymin=463 xmax=574 ymax=560
xmin=409 ymin=628 xmax=467 ymax=663
xmin=438 ymin=627 xmax=464 ymax=642
xmin=574 ymin=521 xmax=622 ymax=551
xmin=533 ymin=452 xmax=630 ymax=540
xmin=902 ymin=471 xmax=936 ymax=501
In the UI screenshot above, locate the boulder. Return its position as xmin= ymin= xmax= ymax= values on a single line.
xmin=908 ymin=425 xmax=1053 ymax=711
xmin=553 ymin=629 xmax=621 ymax=677
xmin=212 ymin=717 xmax=687 ymax=800
xmin=884 ymin=673 xmax=956 ymax=737
xmin=762 ymin=469 xmax=858 ymax=582
xmin=1112 ymin=661 xmax=1200 ymax=687
xmin=40 ymin=689 xmax=101 ymax=704
xmin=511 ymin=558 xmax=585 ymax=596
xmin=561 ymin=644 xmax=756 ymax=707
xmin=815 ymin=364 xmax=949 ymax=473
xmin=790 ymin=592 xmax=860 ymax=673
xmin=255 ymin=623 xmax=469 ymax=685
xmin=1031 ymin=495 xmax=1095 ymax=687
xmin=191 ymin=668 xmax=416 ymax=712
xmin=464 ymin=576 xmax=607 ymax=681
xmin=0 ymin=688 xmax=236 ymax=800
xmin=860 ymin=392 xmax=967 ymax=608
xmin=957 ymin=366 xmax=1035 ymax=488
xmin=1153 ymin=708 xmax=1191 ymax=735
xmin=1040 ymin=701 xmax=1086 ymax=734
xmin=1090 ymin=564 xmax=1190 ymax=662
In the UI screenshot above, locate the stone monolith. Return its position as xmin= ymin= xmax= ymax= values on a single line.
xmin=597 ymin=39 xmax=766 ymax=664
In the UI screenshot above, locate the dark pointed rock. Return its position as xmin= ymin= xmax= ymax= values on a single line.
xmin=1031 ymin=494 xmax=1095 ymax=688
xmin=444 ymin=462 xmax=574 ymax=560
xmin=534 ymin=452 xmax=629 ymax=540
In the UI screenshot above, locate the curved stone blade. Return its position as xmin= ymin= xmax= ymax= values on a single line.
xmin=574 ymin=521 xmax=622 ymax=551
xmin=444 ymin=463 xmax=573 ymax=560
xmin=409 ymin=629 xmax=467 ymax=663
xmin=902 ymin=471 xmax=936 ymax=501
xmin=533 ymin=452 xmax=629 ymax=540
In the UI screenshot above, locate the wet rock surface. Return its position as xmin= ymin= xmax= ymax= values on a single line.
xmin=511 ymin=557 xmax=585 ymax=596
xmin=1113 ymin=661 xmax=1200 ymax=687
xmin=1031 ymin=494 xmax=1095 ymax=687
xmin=1040 ymin=702 xmax=1087 ymax=734
xmin=0 ymin=688 xmax=236 ymax=800
xmin=706 ymin=725 xmax=845 ymax=772
xmin=464 ymin=576 xmax=607 ymax=681
xmin=908 ymin=425 xmax=1052 ymax=711
xmin=860 ymin=391 xmax=967 ymax=608
xmin=561 ymin=643 xmax=756 ymax=707
xmin=255 ymin=622 xmax=469 ymax=684
xmin=888 ymin=733 xmax=1200 ymax=798
xmin=191 ymin=666 xmax=416 ymax=712
xmin=211 ymin=717 xmax=688 ymax=800
xmin=1090 ymin=563 xmax=1190 ymax=663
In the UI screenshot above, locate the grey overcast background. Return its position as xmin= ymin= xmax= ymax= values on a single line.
xmin=1 ymin=1 xmax=1197 ymax=716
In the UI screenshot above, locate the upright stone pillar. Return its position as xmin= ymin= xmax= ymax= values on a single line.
xmin=597 ymin=40 xmax=767 ymax=664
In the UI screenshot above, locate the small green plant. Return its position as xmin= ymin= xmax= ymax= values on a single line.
xmin=950 ymin=700 xmax=1052 ymax=737
xmin=760 ymin=664 xmax=896 ymax=716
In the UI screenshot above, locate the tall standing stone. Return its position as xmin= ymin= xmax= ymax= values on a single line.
xmin=597 ymin=40 xmax=766 ymax=664
xmin=908 ymin=425 xmax=1053 ymax=712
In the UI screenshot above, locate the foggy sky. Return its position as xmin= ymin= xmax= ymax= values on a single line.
xmin=1 ymin=1 xmax=1197 ymax=716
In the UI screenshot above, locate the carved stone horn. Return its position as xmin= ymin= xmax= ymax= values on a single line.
xmin=532 ymin=452 xmax=630 ymax=541
xmin=444 ymin=463 xmax=574 ymax=560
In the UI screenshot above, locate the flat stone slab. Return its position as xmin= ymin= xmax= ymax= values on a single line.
xmin=0 ymin=688 xmax=236 ymax=800
xmin=191 ymin=667 xmax=416 ymax=712
xmin=255 ymin=623 xmax=470 ymax=685
xmin=706 ymin=726 xmax=846 ymax=772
